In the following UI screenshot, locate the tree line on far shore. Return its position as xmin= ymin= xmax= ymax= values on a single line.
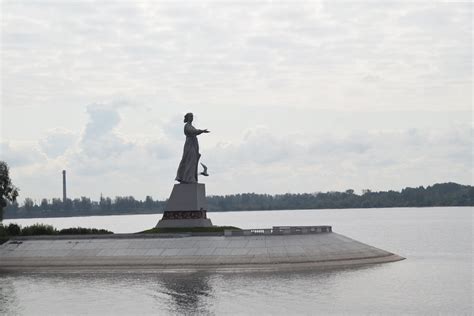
xmin=3 ymin=182 xmax=472 ymax=219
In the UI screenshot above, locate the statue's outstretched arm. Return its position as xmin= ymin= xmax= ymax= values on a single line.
xmin=198 ymin=129 xmax=210 ymax=134
xmin=185 ymin=124 xmax=210 ymax=136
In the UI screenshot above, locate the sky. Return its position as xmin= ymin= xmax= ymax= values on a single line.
xmin=1 ymin=0 xmax=472 ymax=203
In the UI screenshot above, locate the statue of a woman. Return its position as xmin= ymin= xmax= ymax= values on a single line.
xmin=175 ymin=113 xmax=210 ymax=183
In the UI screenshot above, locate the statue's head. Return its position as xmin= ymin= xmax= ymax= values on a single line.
xmin=184 ymin=112 xmax=193 ymax=123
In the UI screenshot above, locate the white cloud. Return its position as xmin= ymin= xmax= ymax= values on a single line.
xmin=2 ymin=1 xmax=471 ymax=112
xmin=3 ymin=113 xmax=472 ymax=200
xmin=79 ymin=103 xmax=134 ymax=159
xmin=207 ymin=124 xmax=472 ymax=194
xmin=0 ymin=142 xmax=45 ymax=168
xmin=1 ymin=1 xmax=472 ymax=200
xmin=39 ymin=128 xmax=77 ymax=158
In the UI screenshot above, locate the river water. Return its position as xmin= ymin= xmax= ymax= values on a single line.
xmin=1 ymin=207 xmax=472 ymax=315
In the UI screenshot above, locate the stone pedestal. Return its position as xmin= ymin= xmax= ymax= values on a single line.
xmin=156 ymin=183 xmax=213 ymax=228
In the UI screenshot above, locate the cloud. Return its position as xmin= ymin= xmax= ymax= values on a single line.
xmin=65 ymin=102 xmax=178 ymax=182
xmin=0 ymin=141 xmax=45 ymax=168
xmin=205 ymin=124 xmax=473 ymax=194
xmin=83 ymin=104 xmax=121 ymax=139
xmin=160 ymin=114 xmax=187 ymax=140
xmin=39 ymin=128 xmax=77 ymax=158
xmin=2 ymin=1 xmax=471 ymax=112
xmin=2 ymin=112 xmax=472 ymax=200
xmin=1 ymin=2 xmax=472 ymax=199
xmin=80 ymin=103 xmax=134 ymax=159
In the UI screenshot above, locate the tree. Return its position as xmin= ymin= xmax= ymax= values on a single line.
xmin=99 ymin=196 xmax=112 ymax=212
xmin=63 ymin=198 xmax=73 ymax=211
xmin=40 ymin=198 xmax=49 ymax=210
xmin=24 ymin=198 xmax=34 ymax=210
xmin=145 ymin=196 xmax=154 ymax=209
xmin=0 ymin=161 xmax=19 ymax=221
xmin=79 ymin=197 xmax=92 ymax=211
xmin=51 ymin=198 xmax=63 ymax=211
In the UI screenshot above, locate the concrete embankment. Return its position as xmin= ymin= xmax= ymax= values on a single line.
xmin=0 ymin=231 xmax=404 ymax=272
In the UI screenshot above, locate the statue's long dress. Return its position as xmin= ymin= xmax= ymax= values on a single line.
xmin=175 ymin=123 xmax=201 ymax=183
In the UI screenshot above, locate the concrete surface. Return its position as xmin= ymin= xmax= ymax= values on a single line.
xmin=0 ymin=232 xmax=405 ymax=272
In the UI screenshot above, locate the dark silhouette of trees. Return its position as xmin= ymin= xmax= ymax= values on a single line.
xmin=145 ymin=196 xmax=154 ymax=209
xmin=205 ymin=183 xmax=472 ymax=211
xmin=23 ymin=198 xmax=35 ymax=211
xmin=63 ymin=198 xmax=73 ymax=211
xmin=2 ymin=182 xmax=472 ymax=219
xmin=40 ymin=198 xmax=49 ymax=211
xmin=0 ymin=161 xmax=19 ymax=221
xmin=99 ymin=196 xmax=112 ymax=211
xmin=51 ymin=198 xmax=62 ymax=211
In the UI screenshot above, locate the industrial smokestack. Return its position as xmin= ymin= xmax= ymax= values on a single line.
xmin=62 ymin=170 xmax=67 ymax=202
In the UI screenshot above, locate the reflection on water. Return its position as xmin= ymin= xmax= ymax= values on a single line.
xmin=0 ymin=257 xmax=471 ymax=315
xmin=157 ymin=273 xmax=213 ymax=315
xmin=0 ymin=277 xmax=20 ymax=315
xmin=0 ymin=265 xmax=384 ymax=316
xmin=1 ymin=207 xmax=472 ymax=314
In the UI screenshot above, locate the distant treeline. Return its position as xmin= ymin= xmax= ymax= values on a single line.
xmin=3 ymin=182 xmax=472 ymax=219
xmin=4 ymin=196 xmax=166 ymax=219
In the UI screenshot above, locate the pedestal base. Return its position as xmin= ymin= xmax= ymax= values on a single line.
xmin=166 ymin=183 xmax=207 ymax=211
xmin=156 ymin=218 xmax=213 ymax=228
xmin=156 ymin=183 xmax=213 ymax=228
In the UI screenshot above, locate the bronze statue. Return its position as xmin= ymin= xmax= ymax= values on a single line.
xmin=175 ymin=113 xmax=210 ymax=183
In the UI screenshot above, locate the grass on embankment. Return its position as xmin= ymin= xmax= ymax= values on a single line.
xmin=140 ymin=226 xmax=241 ymax=234
xmin=0 ymin=223 xmax=113 ymax=244
xmin=0 ymin=223 xmax=243 ymax=244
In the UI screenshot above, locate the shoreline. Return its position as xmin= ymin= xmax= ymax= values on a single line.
xmin=3 ymin=205 xmax=471 ymax=221
xmin=0 ymin=254 xmax=405 ymax=274
xmin=0 ymin=231 xmax=405 ymax=273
